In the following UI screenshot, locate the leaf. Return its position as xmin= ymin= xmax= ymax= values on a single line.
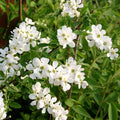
xmin=10 ymin=102 xmax=22 ymax=109
xmin=102 ymin=58 xmax=109 ymax=69
xmin=108 ymin=103 xmax=118 ymax=120
xmin=65 ymin=98 xmax=74 ymax=107
xmin=0 ymin=71 xmax=4 ymax=78
xmin=92 ymin=62 xmax=100 ymax=70
xmin=81 ymin=38 xmax=89 ymax=51
xmin=72 ymin=105 xmax=91 ymax=118
xmin=105 ymin=92 xmax=118 ymax=103
xmin=93 ymin=94 xmax=102 ymax=105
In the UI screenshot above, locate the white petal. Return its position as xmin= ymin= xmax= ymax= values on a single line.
xmin=29 ymin=94 xmax=36 ymax=99
xmin=53 ymin=61 xmax=58 ymax=68
xmin=30 ymin=101 xmax=36 ymax=106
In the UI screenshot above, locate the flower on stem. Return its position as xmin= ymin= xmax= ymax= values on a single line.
xmin=57 ymin=25 xmax=77 ymax=48
xmin=60 ymin=0 xmax=83 ymax=18
xmin=29 ymin=82 xmax=68 ymax=120
xmin=107 ymin=48 xmax=119 ymax=60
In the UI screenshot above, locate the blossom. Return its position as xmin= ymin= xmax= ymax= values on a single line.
xmin=26 ymin=57 xmax=49 ymax=79
xmin=86 ymin=24 xmax=119 ymax=60
xmin=25 ymin=17 xmax=35 ymax=25
xmin=0 ymin=48 xmax=21 ymax=78
xmin=29 ymin=82 xmax=68 ymax=120
xmin=0 ymin=92 xmax=7 ymax=120
xmin=86 ymin=24 xmax=106 ymax=49
xmin=100 ymin=36 xmax=112 ymax=51
xmin=57 ymin=25 xmax=77 ymax=48
xmin=60 ymin=0 xmax=83 ymax=18
xmin=10 ymin=18 xmax=41 ymax=54
xmin=107 ymin=48 xmax=119 ymax=60
xmin=26 ymin=56 xmax=88 ymax=91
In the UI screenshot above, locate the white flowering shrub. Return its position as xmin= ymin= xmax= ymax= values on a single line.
xmin=0 ymin=0 xmax=120 ymax=120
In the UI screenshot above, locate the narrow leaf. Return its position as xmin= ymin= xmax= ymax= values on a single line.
xmin=108 ymin=103 xmax=118 ymax=120
xmin=72 ymin=105 xmax=91 ymax=118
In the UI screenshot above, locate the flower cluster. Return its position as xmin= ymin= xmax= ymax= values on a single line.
xmin=0 ymin=47 xmax=21 ymax=78
xmin=10 ymin=18 xmax=41 ymax=54
xmin=0 ymin=18 xmax=48 ymax=78
xmin=26 ymin=57 xmax=88 ymax=91
xmin=0 ymin=92 xmax=7 ymax=120
xmin=60 ymin=0 xmax=83 ymax=18
xmin=86 ymin=24 xmax=119 ymax=60
xmin=57 ymin=25 xmax=77 ymax=48
xmin=29 ymin=82 xmax=68 ymax=120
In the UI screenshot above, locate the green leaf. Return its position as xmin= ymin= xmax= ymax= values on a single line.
xmin=108 ymin=103 xmax=118 ymax=120
xmin=65 ymin=98 xmax=74 ymax=107
xmin=10 ymin=102 xmax=22 ymax=109
xmin=105 ymin=92 xmax=118 ymax=103
xmin=81 ymin=38 xmax=89 ymax=51
xmin=93 ymin=94 xmax=102 ymax=105
xmin=92 ymin=62 xmax=100 ymax=70
xmin=30 ymin=1 xmax=36 ymax=7
xmin=0 ymin=71 xmax=4 ymax=78
xmin=72 ymin=105 xmax=91 ymax=118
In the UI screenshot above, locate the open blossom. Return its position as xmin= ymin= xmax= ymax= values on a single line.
xmin=107 ymin=48 xmax=119 ymax=60
xmin=0 ymin=47 xmax=21 ymax=78
xmin=26 ymin=57 xmax=49 ymax=79
xmin=60 ymin=0 xmax=83 ymax=18
xmin=29 ymin=82 xmax=68 ymax=120
xmin=100 ymin=36 xmax=112 ymax=51
xmin=86 ymin=24 xmax=119 ymax=60
xmin=86 ymin=24 xmax=106 ymax=48
xmin=10 ymin=18 xmax=41 ymax=54
xmin=0 ymin=92 xmax=7 ymax=120
xmin=57 ymin=25 xmax=77 ymax=48
xmin=26 ymin=57 xmax=88 ymax=91
xmin=25 ymin=17 xmax=35 ymax=25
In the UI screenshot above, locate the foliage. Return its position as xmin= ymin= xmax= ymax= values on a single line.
xmin=0 ymin=0 xmax=120 ymax=120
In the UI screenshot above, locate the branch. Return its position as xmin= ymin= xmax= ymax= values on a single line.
xmin=0 ymin=79 xmax=16 ymax=90
xmin=19 ymin=0 xmax=22 ymax=21
xmin=48 ymin=46 xmax=59 ymax=54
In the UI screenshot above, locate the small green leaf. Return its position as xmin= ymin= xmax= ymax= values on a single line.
xmin=108 ymin=103 xmax=118 ymax=120
xmin=65 ymin=98 xmax=74 ymax=107
xmin=105 ymin=92 xmax=118 ymax=103
xmin=10 ymin=102 xmax=21 ymax=109
xmin=72 ymin=105 xmax=91 ymax=118
xmin=93 ymin=62 xmax=100 ymax=70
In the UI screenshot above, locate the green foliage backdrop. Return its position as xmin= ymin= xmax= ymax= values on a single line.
xmin=0 ymin=0 xmax=120 ymax=120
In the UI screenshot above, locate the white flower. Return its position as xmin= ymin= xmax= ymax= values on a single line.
xmin=57 ymin=25 xmax=77 ymax=48
xmin=0 ymin=48 xmax=21 ymax=78
xmin=100 ymin=36 xmax=112 ymax=51
xmin=10 ymin=18 xmax=41 ymax=54
xmin=0 ymin=92 xmax=7 ymax=120
xmin=107 ymin=48 xmax=119 ymax=60
xmin=60 ymin=0 xmax=83 ymax=18
xmin=29 ymin=82 xmax=68 ymax=120
xmin=86 ymin=24 xmax=106 ymax=49
xmin=25 ymin=17 xmax=35 ymax=25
